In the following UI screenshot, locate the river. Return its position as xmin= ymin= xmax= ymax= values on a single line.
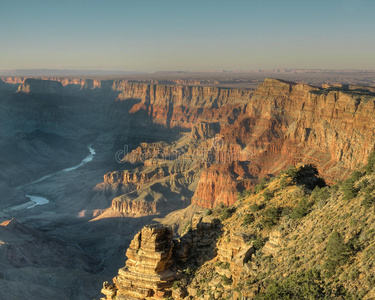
xmin=21 ymin=145 xmax=96 ymax=209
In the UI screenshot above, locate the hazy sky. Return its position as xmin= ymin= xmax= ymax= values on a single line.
xmin=1 ymin=0 xmax=374 ymax=71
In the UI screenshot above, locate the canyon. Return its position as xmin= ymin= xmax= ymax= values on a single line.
xmin=0 ymin=74 xmax=375 ymax=299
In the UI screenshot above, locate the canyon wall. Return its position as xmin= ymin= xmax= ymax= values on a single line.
xmin=96 ymin=78 xmax=375 ymax=211
xmin=9 ymin=77 xmax=375 ymax=211
xmin=191 ymin=79 xmax=375 ymax=208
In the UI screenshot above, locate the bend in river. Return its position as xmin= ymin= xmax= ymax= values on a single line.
xmin=20 ymin=145 xmax=96 ymax=209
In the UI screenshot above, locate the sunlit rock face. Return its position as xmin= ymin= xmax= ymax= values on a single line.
xmin=101 ymin=224 xmax=176 ymax=299
xmin=92 ymin=78 xmax=375 ymax=211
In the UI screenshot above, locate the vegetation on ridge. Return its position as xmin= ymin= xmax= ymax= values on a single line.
xmin=182 ymin=156 xmax=375 ymax=299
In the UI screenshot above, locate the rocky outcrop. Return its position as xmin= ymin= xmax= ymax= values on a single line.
xmin=192 ymin=162 xmax=255 ymax=208
xmin=1 ymin=77 xmax=26 ymax=84
xmin=115 ymin=82 xmax=250 ymax=130
xmin=17 ymin=78 xmax=64 ymax=94
xmin=111 ymin=197 xmax=158 ymax=215
xmin=101 ymin=215 xmax=222 ymax=299
xmin=191 ymin=122 xmax=219 ymax=140
xmin=101 ymin=224 xmax=176 ymax=299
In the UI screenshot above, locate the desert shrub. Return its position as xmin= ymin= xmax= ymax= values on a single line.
xmin=254 ymin=178 xmax=268 ymax=193
xmin=203 ymin=208 xmax=212 ymax=215
xmin=279 ymin=176 xmax=290 ymax=189
xmin=324 ymin=231 xmax=350 ymax=277
xmin=215 ymin=261 xmax=230 ymax=269
xmin=253 ymin=237 xmax=267 ymax=250
xmin=290 ymin=197 xmax=310 ymax=219
xmin=329 ymin=183 xmax=340 ymax=195
xmin=280 ymin=206 xmax=293 ymax=217
xmin=250 ymin=203 xmax=261 ymax=212
xmin=341 ymin=175 xmax=359 ymax=200
xmin=237 ymin=189 xmax=252 ymax=201
xmin=351 ymin=170 xmax=363 ymax=182
xmin=263 ymin=189 xmax=273 ymax=202
xmin=285 ymin=166 xmax=299 ymax=181
xmin=311 ymin=186 xmax=331 ymax=203
xmin=172 ymin=281 xmax=181 ymax=290
xmin=182 ymin=221 xmax=192 ymax=233
xmin=254 ymin=269 xmax=347 ymax=299
xmin=221 ymin=274 xmax=233 ymax=285
xmin=183 ymin=267 xmax=194 ymax=276
xmin=358 ymin=178 xmax=370 ymax=190
xmin=365 ymin=151 xmax=375 ymax=174
xmin=220 ymin=206 xmax=236 ymax=221
xmin=361 ymin=191 xmax=375 ymax=208
xmin=261 ymin=207 xmax=280 ymax=228
xmin=242 ymin=213 xmax=255 ymax=226
xmin=348 ymin=267 xmax=360 ymax=280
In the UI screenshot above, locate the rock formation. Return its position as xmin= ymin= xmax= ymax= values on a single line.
xmin=94 ymin=77 xmax=375 ymax=212
xmin=17 ymin=78 xmax=64 ymax=94
xmin=101 ymin=224 xmax=176 ymax=299
xmin=9 ymin=77 xmax=375 ymax=212
xmin=191 ymin=78 xmax=375 ymax=208
xmin=101 ymin=214 xmax=223 ymax=300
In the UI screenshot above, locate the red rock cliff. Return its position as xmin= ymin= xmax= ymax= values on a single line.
xmin=192 ymin=79 xmax=375 ymax=208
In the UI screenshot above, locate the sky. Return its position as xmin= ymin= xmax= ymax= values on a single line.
xmin=0 ymin=0 xmax=374 ymax=72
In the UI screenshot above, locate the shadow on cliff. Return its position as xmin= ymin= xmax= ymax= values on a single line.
xmin=173 ymin=216 xmax=224 ymax=275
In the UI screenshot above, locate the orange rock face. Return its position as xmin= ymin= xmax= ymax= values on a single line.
xmin=115 ymin=82 xmax=251 ymax=130
xmin=92 ymin=78 xmax=375 ymax=211
xmin=192 ymin=79 xmax=375 ymax=208
xmin=101 ymin=225 xmax=176 ymax=299
xmin=192 ymin=163 xmax=255 ymax=208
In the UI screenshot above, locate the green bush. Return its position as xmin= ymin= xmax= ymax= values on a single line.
xmin=242 ymin=213 xmax=255 ymax=226
xmin=290 ymin=197 xmax=310 ymax=219
xmin=351 ymin=170 xmax=364 ymax=182
xmin=220 ymin=207 xmax=236 ymax=221
xmin=324 ymin=231 xmax=350 ymax=277
xmin=253 ymin=237 xmax=266 ymax=250
xmin=361 ymin=191 xmax=375 ymax=208
xmin=220 ymin=274 xmax=233 ymax=285
xmin=254 ymin=269 xmax=348 ymax=299
xmin=341 ymin=176 xmax=359 ymax=200
xmin=285 ymin=166 xmax=299 ymax=180
xmin=172 ymin=281 xmax=181 ymax=290
xmin=261 ymin=207 xmax=280 ymax=228
xmin=237 ymin=189 xmax=252 ymax=201
xmin=254 ymin=179 xmax=267 ymax=194
xmin=358 ymin=178 xmax=370 ymax=190
xmin=263 ymin=189 xmax=273 ymax=202
xmin=182 ymin=221 xmax=192 ymax=233
xmin=365 ymin=151 xmax=375 ymax=174
xmin=250 ymin=203 xmax=261 ymax=212
xmin=311 ymin=186 xmax=331 ymax=202
xmin=215 ymin=261 xmax=230 ymax=269
xmin=183 ymin=267 xmax=194 ymax=276
xmin=203 ymin=209 xmax=212 ymax=215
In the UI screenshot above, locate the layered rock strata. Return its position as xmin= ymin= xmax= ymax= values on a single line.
xmin=101 ymin=225 xmax=176 ymax=299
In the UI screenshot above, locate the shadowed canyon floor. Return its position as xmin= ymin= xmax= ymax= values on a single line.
xmin=0 ymin=74 xmax=375 ymax=299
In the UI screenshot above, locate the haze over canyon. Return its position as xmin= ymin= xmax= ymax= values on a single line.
xmin=0 ymin=70 xmax=374 ymax=299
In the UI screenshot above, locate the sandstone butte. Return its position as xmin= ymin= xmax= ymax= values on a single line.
xmin=101 ymin=224 xmax=176 ymax=299
xmin=94 ymin=78 xmax=375 ymax=213
xmin=101 ymin=215 xmax=222 ymax=300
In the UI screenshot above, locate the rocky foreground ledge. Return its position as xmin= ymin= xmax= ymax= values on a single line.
xmin=101 ymin=215 xmax=223 ymax=300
